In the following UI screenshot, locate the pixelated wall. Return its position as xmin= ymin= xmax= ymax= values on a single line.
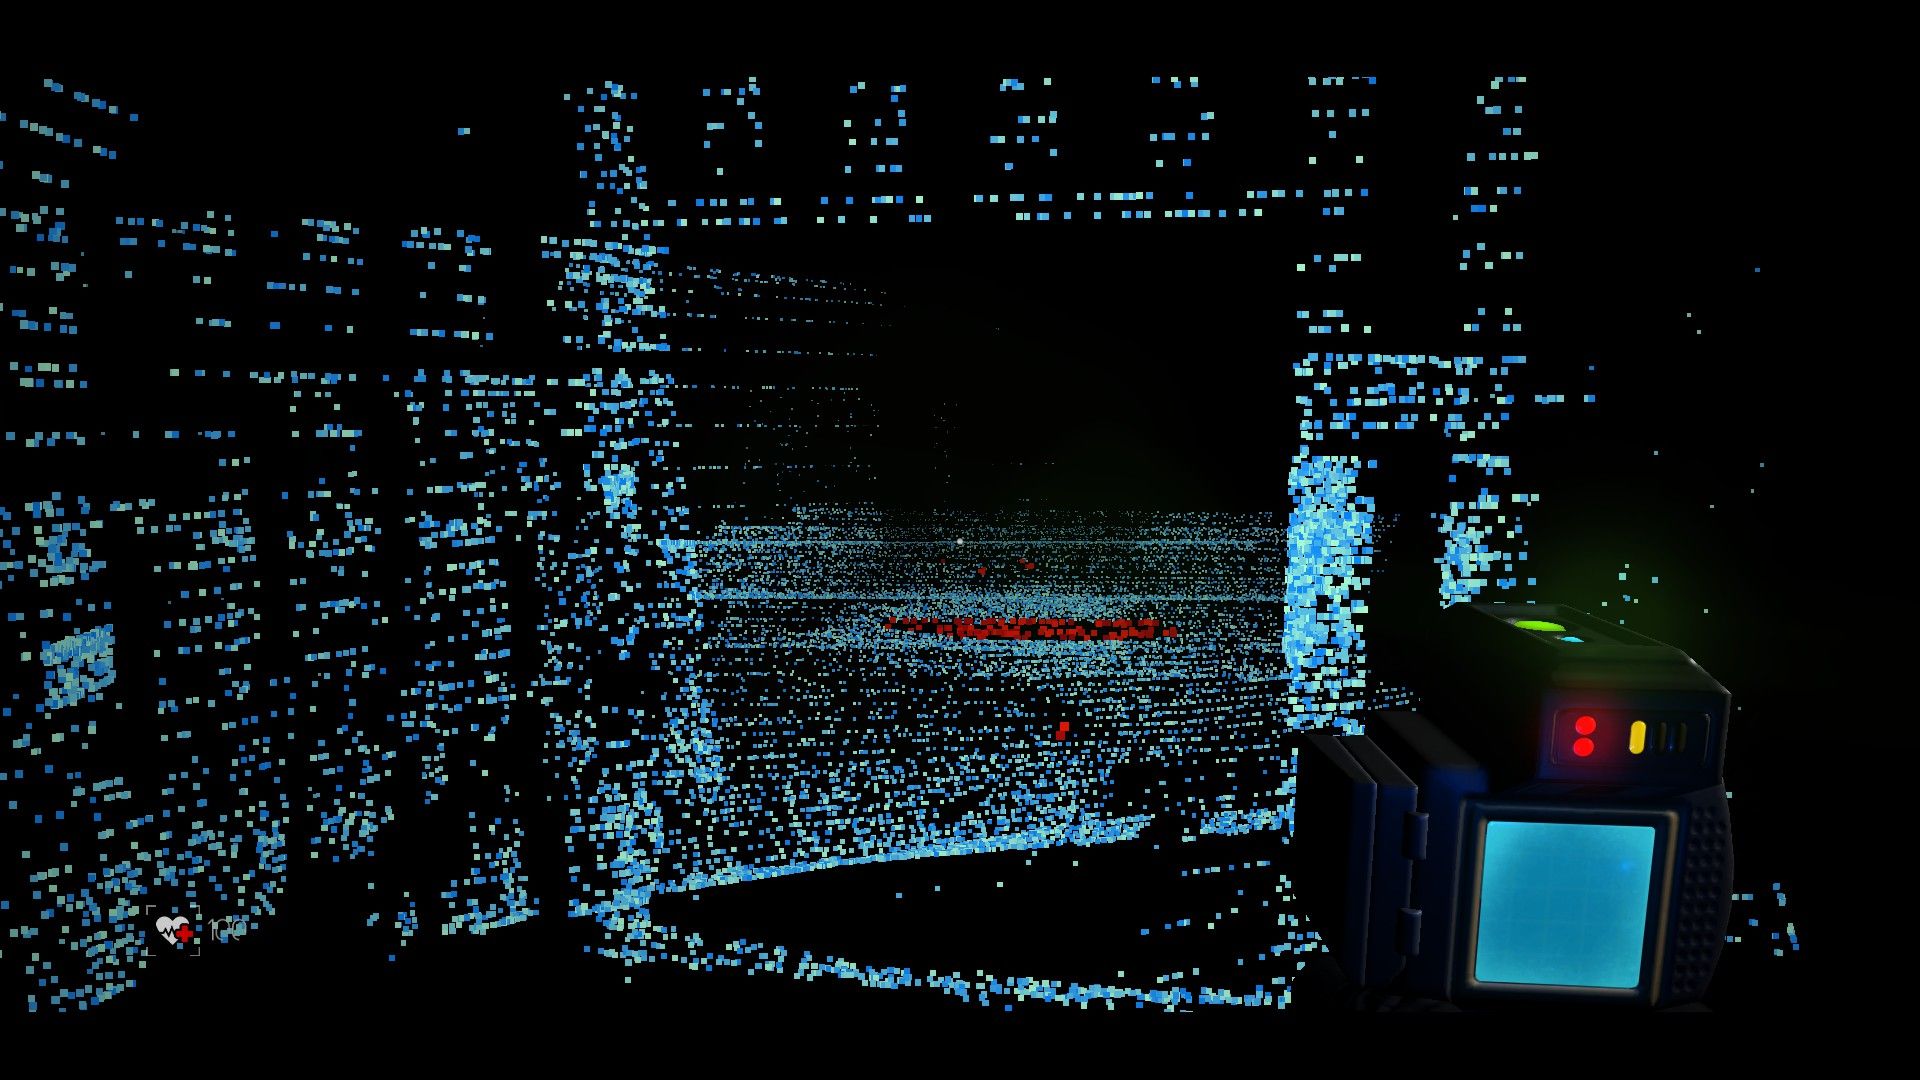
xmin=0 ymin=64 xmax=1801 ymax=1017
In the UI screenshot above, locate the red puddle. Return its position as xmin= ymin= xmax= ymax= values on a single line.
xmin=883 ymin=616 xmax=1180 ymax=641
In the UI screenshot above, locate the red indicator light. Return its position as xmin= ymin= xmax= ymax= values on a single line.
xmin=1574 ymin=714 xmax=1597 ymax=736
xmin=1572 ymin=736 xmax=1596 ymax=758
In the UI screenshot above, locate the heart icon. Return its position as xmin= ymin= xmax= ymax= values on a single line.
xmin=156 ymin=914 xmax=190 ymax=945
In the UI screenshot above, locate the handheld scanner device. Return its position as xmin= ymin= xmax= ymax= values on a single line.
xmin=1425 ymin=602 xmax=1730 ymax=793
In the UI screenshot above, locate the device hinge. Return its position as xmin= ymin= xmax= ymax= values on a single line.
xmin=1403 ymin=810 xmax=1429 ymax=860
xmin=1397 ymin=907 xmax=1422 ymax=957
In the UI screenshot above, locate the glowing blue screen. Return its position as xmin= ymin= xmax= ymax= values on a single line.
xmin=1476 ymin=821 xmax=1655 ymax=989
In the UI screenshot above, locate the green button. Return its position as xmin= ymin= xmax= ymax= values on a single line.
xmin=1511 ymin=619 xmax=1566 ymax=633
